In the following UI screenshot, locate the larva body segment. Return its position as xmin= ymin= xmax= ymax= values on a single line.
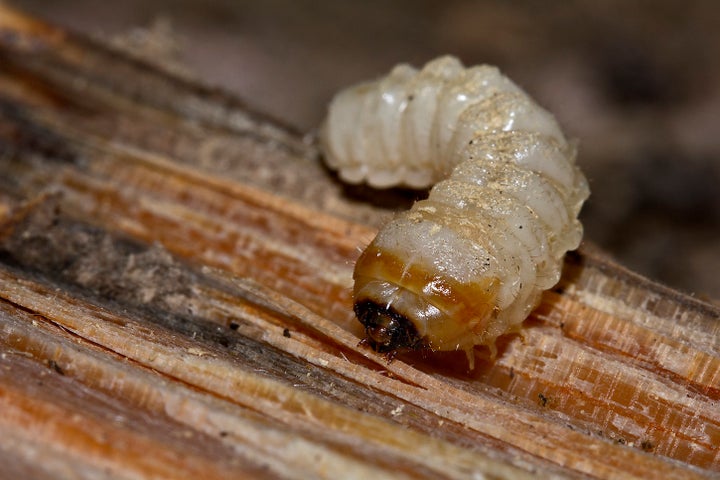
xmin=321 ymin=56 xmax=589 ymax=368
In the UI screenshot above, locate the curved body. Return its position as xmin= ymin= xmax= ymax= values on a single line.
xmin=321 ymin=56 xmax=589 ymax=367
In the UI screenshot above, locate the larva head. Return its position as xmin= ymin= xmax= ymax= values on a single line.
xmin=353 ymin=235 xmax=500 ymax=358
xmin=353 ymin=299 xmax=424 ymax=353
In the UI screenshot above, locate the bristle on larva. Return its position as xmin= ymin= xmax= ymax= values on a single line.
xmin=320 ymin=56 xmax=589 ymax=369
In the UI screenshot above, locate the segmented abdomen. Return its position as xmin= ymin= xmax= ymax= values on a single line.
xmin=321 ymin=56 xmax=589 ymax=367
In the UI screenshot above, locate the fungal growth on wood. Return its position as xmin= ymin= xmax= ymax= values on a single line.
xmin=320 ymin=56 xmax=589 ymax=368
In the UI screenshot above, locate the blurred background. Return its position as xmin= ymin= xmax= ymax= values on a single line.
xmin=13 ymin=0 xmax=720 ymax=301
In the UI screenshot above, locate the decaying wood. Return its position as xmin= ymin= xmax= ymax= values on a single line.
xmin=0 ymin=5 xmax=718 ymax=479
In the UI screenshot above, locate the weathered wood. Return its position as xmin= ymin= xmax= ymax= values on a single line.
xmin=0 ymin=5 xmax=718 ymax=479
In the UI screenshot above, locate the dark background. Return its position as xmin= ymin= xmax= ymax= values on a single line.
xmin=14 ymin=0 xmax=720 ymax=301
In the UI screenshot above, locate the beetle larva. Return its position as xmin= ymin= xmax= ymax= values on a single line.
xmin=320 ymin=56 xmax=589 ymax=368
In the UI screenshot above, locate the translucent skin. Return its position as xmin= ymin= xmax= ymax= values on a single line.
xmin=320 ymin=56 xmax=589 ymax=367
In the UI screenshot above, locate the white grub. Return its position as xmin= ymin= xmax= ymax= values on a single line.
xmin=321 ymin=56 xmax=588 ymax=368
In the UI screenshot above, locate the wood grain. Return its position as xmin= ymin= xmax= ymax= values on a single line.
xmin=0 ymin=5 xmax=718 ymax=479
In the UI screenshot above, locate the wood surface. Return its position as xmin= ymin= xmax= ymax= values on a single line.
xmin=0 ymin=5 xmax=718 ymax=479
